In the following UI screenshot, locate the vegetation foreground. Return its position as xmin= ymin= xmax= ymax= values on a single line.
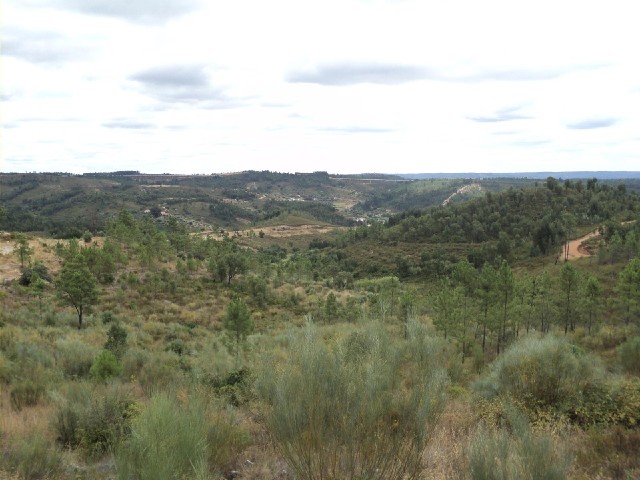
xmin=0 ymin=174 xmax=639 ymax=479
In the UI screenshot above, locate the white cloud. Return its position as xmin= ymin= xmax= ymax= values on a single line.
xmin=2 ymin=0 xmax=640 ymax=174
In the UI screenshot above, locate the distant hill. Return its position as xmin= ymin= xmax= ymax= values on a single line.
xmin=399 ymin=171 xmax=640 ymax=180
xmin=2 ymin=171 xmax=639 ymax=238
xmin=333 ymin=176 xmax=640 ymax=278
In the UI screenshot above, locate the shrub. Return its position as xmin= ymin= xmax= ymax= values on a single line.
xmin=121 ymin=348 xmax=150 ymax=379
xmin=90 ymin=350 xmax=122 ymax=382
xmin=205 ymin=367 xmax=252 ymax=406
xmin=53 ymin=383 xmax=136 ymax=458
xmin=574 ymin=378 xmax=640 ymax=428
xmin=406 ymin=319 xmax=465 ymax=384
xmin=10 ymin=341 xmax=55 ymax=375
xmin=2 ymin=433 xmax=62 ymax=480
xmin=618 ymin=336 xmax=640 ymax=375
xmin=611 ymin=379 xmax=640 ymax=428
xmin=473 ymin=336 xmax=606 ymax=414
xmin=56 ymin=339 xmax=98 ymax=379
xmin=0 ymin=327 xmax=16 ymax=352
xmin=166 ymin=339 xmax=186 ymax=356
xmin=137 ymin=351 xmax=184 ymax=394
xmin=255 ymin=322 xmax=447 ymax=480
xmin=469 ymin=408 xmax=571 ymax=480
xmin=52 ymin=382 xmax=92 ymax=449
xmin=79 ymin=385 xmax=137 ymax=459
xmin=116 ymin=392 xmax=248 ymax=479
xmin=18 ymin=261 xmax=52 ymax=286
xmin=105 ymin=323 xmax=128 ymax=359
xmin=10 ymin=380 xmax=46 ymax=411
xmin=102 ymin=311 xmax=116 ymax=324
xmin=575 ymin=426 xmax=640 ymax=479
xmin=0 ymin=352 xmax=13 ymax=383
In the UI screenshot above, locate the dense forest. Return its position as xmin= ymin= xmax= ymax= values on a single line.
xmin=0 ymin=173 xmax=639 ymax=479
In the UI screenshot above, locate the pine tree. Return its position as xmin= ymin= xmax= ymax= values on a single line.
xmin=55 ymin=255 xmax=98 ymax=329
xmin=224 ymin=297 xmax=254 ymax=368
xmin=14 ymin=233 xmax=33 ymax=268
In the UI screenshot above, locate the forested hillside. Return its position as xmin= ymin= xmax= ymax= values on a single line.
xmin=316 ymin=177 xmax=640 ymax=278
xmin=0 ymin=171 xmax=587 ymax=238
xmin=0 ymin=174 xmax=639 ymax=479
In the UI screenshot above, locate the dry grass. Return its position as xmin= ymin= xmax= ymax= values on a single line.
xmin=570 ymin=426 xmax=640 ymax=480
xmin=0 ymin=234 xmax=107 ymax=284
xmin=227 ymin=414 xmax=291 ymax=480
xmin=228 ymin=395 xmax=479 ymax=480
xmin=424 ymin=396 xmax=475 ymax=480
xmin=0 ymin=389 xmax=55 ymax=447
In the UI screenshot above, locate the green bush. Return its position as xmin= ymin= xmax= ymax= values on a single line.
xmin=79 ymin=385 xmax=137 ymax=458
xmin=105 ymin=323 xmax=128 ymax=359
xmin=10 ymin=341 xmax=55 ymax=375
xmin=102 ymin=311 xmax=116 ymax=324
xmin=405 ymin=318 xmax=465 ymax=384
xmin=121 ymin=347 xmax=150 ymax=380
xmin=128 ymin=350 xmax=183 ymax=394
xmin=10 ymin=380 xmax=46 ymax=411
xmin=204 ymin=367 xmax=252 ymax=406
xmin=17 ymin=261 xmax=51 ymax=286
xmin=255 ymin=322 xmax=447 ymax=480
xmin=56 ymin=339 xmax=98 ymax=379
xmin=2 ymin=433 xmax=62 ymax=480
xmin=573 ymin=378 xmax=640 ymax=428
xmin=474 ymin=336 xmax=606 ymax=413
xmin=52 ymin=382 xmax=92 ymax=449
xmin=166 ymin=339 xmax=186 ymax=356
xmin=0 ymin=352 xmax=13 ymax=383
xmin=116 ymin=392 xmax=248 ymax=479
xmin=469 ymin=408 xmax=571 ymax=480
xmin=123 ymin=347 xmax=186 ymax=385
xmin=53 ymin=383 xmax=136 ymax=458
xmin=90 ymin=350 xmax=122 ymax=382
xmin=0 ymin=327 xmax=16 ymax=352
xmin=611 ymin=379 xmax=640 ymax=428
xmin=618 ymin=336 xmax=640 ymax=375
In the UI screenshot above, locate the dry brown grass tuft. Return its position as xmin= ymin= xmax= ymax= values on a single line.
xmin=570 ymin=426 xmax=640 ymax=480
xmin=424 ymin=396 xmax=475 ymax=480
xmin=0 ymin=389 xmax=55 ymax=448
xmin=227 ymin=413 xmax=292 ymax=480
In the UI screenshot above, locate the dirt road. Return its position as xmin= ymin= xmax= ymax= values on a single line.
xmin=565 ymin=230 xmax=599 ymax=260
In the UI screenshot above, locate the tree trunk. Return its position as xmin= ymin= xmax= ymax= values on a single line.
xmin=482 ymin=323 xmax=487 ymax=353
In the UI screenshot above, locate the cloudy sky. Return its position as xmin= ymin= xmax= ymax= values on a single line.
xmin=2 ymin=0 xmax=639 ymax=174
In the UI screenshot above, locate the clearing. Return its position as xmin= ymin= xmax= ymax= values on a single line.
xmin=565 ymin=230 xmax=600 ymax=260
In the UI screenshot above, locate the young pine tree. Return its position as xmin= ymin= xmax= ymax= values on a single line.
xmin=223 ymin=297 xmax=253 ymax=368
xmin=55 ymin=255 xmax=99 ymax=329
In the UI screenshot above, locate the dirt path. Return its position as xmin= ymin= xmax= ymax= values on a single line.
xmin=565 ymin=230 xmax=599 ymax=260
xmin=442 ymin=183 xmax=481 ymax=206
xmin=565 ymin=220 xmax=637 ymax=261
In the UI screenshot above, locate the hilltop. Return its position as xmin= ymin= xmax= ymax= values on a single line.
xmin=400 ymin=171 xmax=640 ymax=180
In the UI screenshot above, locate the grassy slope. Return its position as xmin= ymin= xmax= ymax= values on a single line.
xmin=1 ymin=177 xmax=640 ymax=479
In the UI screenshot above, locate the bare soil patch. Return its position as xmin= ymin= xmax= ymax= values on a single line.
xmin=196 ymin=224 xmax=338 ymax=240
xmin=0 ymin=235 xmax=104 ymax=283
xmin=566 ymin=230 xmax=600 ymax=260
xmin=262 ymin=225 xmax=337 ymax=238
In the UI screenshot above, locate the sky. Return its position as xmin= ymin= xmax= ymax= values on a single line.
xmin=2 ymin=0 xmax=639 ymax=175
